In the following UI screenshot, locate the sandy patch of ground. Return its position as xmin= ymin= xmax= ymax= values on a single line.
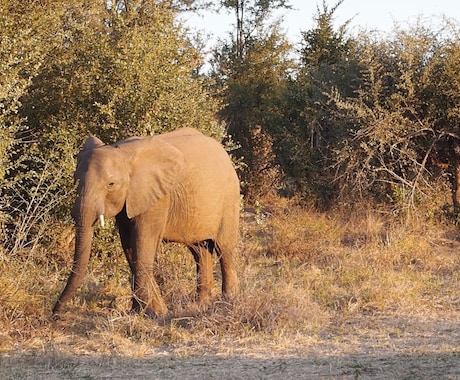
xmin=1 ymin=312 xmax=459 ymax=379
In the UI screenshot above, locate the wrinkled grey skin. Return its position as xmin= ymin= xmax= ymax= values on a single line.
xmin=53 ymin=128 xmax=240 ymax=317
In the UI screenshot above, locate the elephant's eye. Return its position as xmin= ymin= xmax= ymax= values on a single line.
xmin=108 ymin=181 xmax=115 ymax=188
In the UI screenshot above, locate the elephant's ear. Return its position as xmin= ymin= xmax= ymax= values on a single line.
xmin=125 ymin=138 xmax=185 ymax=219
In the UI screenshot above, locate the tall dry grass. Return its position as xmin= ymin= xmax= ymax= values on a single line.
xmin=0 ymin=197 xmax=459 ymax=355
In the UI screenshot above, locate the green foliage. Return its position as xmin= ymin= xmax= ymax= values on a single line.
xmin=21 ymin=1 xmax=220 ymax=143
xmin=300 ymin=0 xmax=351 ymax=68
xmin=212 ymin=0 xmax=460 ymax=214
xmin=3 ymin=0 xmax=460 ymax=253
xmin=212 ymin=21 xmax=293 ymax=200
xmin=219 ymin=0 xmax=291 ymax=59
xmin=0 ymin=1 xmax=64 ymax=231
xmin=1 ymin=0 xmax=222 ymax=249
xmin=278 ymin=0 xmax=358 ymax=207
xmin=212 ymin=0 xmax=295 ymax=201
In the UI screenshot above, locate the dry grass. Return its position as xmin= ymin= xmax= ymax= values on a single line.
xmin=0 ymin=197 xmax=459 ymax=361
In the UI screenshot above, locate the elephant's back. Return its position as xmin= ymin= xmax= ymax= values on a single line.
xmin=161 ymin=130 xmax=238 ymax=186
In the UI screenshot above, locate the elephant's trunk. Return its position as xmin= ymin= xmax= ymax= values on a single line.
xmin=53 ymin=224 xmax=94 ymax=314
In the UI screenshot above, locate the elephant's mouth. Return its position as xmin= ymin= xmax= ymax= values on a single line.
xmin=81 ymin=214 xmax=105 ymax=228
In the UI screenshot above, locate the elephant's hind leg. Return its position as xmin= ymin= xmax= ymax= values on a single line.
xmin=215 ymin=241 xmax=239 ymax=300
xmin=215 ymin=201 xmax=239 ymax=300
xmin=189 ymin=241 xmax=215 ymax=307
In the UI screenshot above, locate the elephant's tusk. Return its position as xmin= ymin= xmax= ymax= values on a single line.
xmin=99 ymin=214 xmax=105 ymax=227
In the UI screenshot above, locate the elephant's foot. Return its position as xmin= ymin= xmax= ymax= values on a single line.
xmin=197 ymin=284 xmax=214 ymax=305
xmin=222 ymin=285 xmax=239 ymax=301
xmin=131 ymin=296 xmax=168 ymax=318
xmin=143 ymin=307 xmax=166 ymax=319
xmin=222 ymin=271 xmax=239 ymax=300
xmin=197 ymin=295 xmax=212 ymax=309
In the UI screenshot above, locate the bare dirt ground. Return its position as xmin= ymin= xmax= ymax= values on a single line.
xmin=1 ymin=312 xmax=459 ymax=379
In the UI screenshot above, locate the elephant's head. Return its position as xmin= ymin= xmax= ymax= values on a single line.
xmin=53 ymin=135 xmax=185 ymax=314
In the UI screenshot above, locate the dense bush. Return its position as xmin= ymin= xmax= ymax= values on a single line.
xmin=210 ymin=1 xmax=460 ymax=212
xmin=330 ymin=22 xmax=460 ymax=212
xmin=1 ymin=0 xmax=460 ymax=246
xmin=0 ymin=0 xmax=222 ymax=249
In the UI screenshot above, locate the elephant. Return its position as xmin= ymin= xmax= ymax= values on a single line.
xmin=53 ymin=127 xmax=240 ymax=317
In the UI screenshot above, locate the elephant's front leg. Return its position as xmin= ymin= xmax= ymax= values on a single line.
xmin=133 ymin=255 xmax=167 ymax=317
xmin=131 ymin=214 xmax=168 ymax=317
xmin=189 ymin=242 xmax=215 ymax=307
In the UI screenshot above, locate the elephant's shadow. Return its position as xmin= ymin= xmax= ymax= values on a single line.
xmin=51 ymin=293 xmax=237 ymax=335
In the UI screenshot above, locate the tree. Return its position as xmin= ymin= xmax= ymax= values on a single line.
xmin=213 ymin=22 xmax=293 ymax=200
xmin=220 ymin=0 xmax=290 ymax=59
xmin=212 ymin=0 xmax=293 ymax=200
xmin=21 ymin=1 xmax=221 ymax=144
xmin=279 ymin=0 xmax=358 ymax=206
xmin=2 ymin=0 xmax=222 ymax=248
xmin=0 ymin=0 xmax=64 ymax=243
